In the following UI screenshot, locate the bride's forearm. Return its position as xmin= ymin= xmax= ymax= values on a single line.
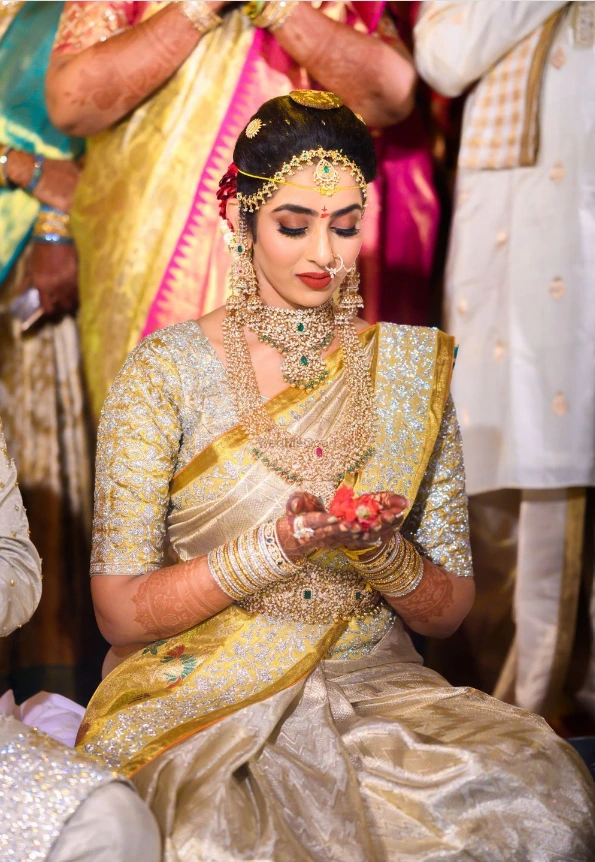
xmin=91 ymin=556 xmax=232 ymax=648
xmin=385 ymin=560 xmax=475 ymax=639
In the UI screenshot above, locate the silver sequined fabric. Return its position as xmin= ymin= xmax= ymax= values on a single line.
xmin=91 ymin=322 xmax=473 ymax=579
xmin=0 ymin=715 xmax=121 ymax=861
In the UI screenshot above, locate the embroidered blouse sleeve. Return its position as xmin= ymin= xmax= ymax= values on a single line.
xmin=0 ymin=419 xmax=42 ymax=637
xmin=401 ymin=394 xmax=473 ymax=578
xmin=91 ymin=336 xmax=183 ymax=576
xmin=52 ymin=1 xmax=140 ymax=55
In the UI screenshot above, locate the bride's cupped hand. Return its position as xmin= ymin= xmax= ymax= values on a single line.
xmin=277 ymin=491 xmax=408 ymax=562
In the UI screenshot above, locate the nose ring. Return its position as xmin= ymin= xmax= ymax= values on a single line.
xmin=325 ymin=254 xmax=344 ymax=279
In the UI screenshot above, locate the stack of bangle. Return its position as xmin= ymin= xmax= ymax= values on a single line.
xmin=32 ymin=205 xmax=73 ymax=245
xmin=350 ymin=534 xmax=425 ymax=598
xmin=208 ymin=519 xmax=306 ymax=601
xmin=245 ymin=1 xmax=297 ymax=31
xmin=0 ymin=145 xmax=16 ymax=189
xmin=176 ymin=1 xmax=222 ymax=35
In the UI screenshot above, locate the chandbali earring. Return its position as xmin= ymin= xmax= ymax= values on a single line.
xmin=225 ymin=213 xmax=259 ymax=316
xmin=335 ymin=262 xmax=364 ymax=323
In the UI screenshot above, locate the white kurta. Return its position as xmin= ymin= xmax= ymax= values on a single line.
xmin=415 ymin=1 xmax=595 ymax=496
xmin=0 ymin=415 xmax=41 ymax=636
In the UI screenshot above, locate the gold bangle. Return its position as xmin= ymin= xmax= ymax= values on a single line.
xmin=351 ymin=535 xmax=425 ymax=599
xmin=207 ymin=520 xmax=306 ymax=601
xmin=33 ymin=213 xmax=71 ymax=239
xmin=175 ymin=1 xmax=222 ymax=35
xmin=249 ymin=1 xmax=297 ymax=31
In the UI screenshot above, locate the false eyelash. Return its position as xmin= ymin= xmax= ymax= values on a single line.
xmin=277 ymin=225 xmax=361 ymax=238
xmin=278 ymin=225 xmax=307 ymax=237
xmin=333 ymin=227 xmax=360 ymax=237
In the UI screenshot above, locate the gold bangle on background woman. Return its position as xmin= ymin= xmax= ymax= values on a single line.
xmin=245 ymin=1 xmax=297 ymax=31
xmin=176 ymin=0 xmax=222 ymax=35
xmin=32 ymin=205 xmax=73 ymax=245
xmin=349 ymin=534 xmax=425 ymax=598
xmin=207 ymin=520 xmax=306 ymax=601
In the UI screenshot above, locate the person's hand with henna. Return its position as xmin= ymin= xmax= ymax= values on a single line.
xmin=20 ymin=242 xmax=79 ymax=317
xmin=2 ymin=149 xmax=82 ymax=317
xmin=3 ymin=150 xmax=80 ymax=212
xmin=277 ymin=489 xmax=475 ymax=640
xmin=277 ymin=490 xmax=408 ymax=562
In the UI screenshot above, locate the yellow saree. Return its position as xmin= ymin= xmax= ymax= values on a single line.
xmin=79 ymin=321 xmax=595 ymax=861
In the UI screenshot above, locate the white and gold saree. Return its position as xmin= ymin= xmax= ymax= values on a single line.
xmin=80 ymin=322 xmax=595 ymax=861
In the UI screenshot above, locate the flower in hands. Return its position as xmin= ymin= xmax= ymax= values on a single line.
xmin=329 ymin=485 xmax=381 ymax=529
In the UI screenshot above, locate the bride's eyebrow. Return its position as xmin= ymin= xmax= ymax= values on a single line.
xmin=271 ymin=203 xmax=363 ymax=217
xmin=271 ymin=204 xmax=318 ymax=216
xmin=329 ymin=204 xmax=363 ymax=218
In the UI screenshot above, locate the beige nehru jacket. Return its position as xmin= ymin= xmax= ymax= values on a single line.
xmin=0 ymin=416 xmax=41 ymax=637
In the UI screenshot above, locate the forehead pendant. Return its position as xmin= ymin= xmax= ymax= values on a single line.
xmin=313 ymin=159 xmax=341 ymax=195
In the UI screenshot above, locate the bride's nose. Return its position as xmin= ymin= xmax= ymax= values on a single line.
xmin=308 ymin=220 xmax=336 ymax=270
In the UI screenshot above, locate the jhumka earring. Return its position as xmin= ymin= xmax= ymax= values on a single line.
xmin=335 ymin=263 xmax=364 ymax=323
xmin=226 ymin=214 xmax=259 ymax=315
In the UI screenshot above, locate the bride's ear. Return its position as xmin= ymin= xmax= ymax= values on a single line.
xmin=226 ymin=198 xmax=254 ymax=248
xmin=226 ymin=198 xmax=240 ymax=234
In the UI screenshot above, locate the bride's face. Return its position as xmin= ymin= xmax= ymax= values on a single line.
xmin=243 ymin=165 xmax=365 ymax=310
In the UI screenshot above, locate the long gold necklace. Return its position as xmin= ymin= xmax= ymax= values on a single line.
xmin=222 ymin=308 xmax=376 ymax=501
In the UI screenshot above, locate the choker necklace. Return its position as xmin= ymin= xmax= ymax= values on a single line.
xmin=244 ymin=298 xmax=335 ymax=390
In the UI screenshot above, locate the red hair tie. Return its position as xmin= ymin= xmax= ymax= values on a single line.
xmin=217 ymin=162 xmax=238 ymax=224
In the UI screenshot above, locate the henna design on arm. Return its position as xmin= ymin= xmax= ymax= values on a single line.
xmin=388 ymin=559 xmax=454 ymax=623
xmin=47 ymin=4 xmax=205 ymax=136
xmin=272 ymin=5 xmax=415 ymax=127
xmin=132 ymin=556 xmax=230 ymax=639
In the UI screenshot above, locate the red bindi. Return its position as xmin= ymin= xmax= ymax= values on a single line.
xmin=320 ymin=207 xmax=330 ymax=219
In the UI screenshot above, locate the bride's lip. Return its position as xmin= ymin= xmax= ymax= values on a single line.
xmin=296 ymin=272 xmax=332 ymax=290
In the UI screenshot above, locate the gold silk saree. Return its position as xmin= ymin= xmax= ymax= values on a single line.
xmin=80 ymin=322 xmax=595 ymax=861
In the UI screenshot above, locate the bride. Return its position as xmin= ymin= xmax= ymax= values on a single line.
xmin=79 ymin=91 xmax=594 ymax=861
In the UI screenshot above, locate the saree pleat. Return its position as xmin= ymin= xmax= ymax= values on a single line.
xmin=134 ymin=623 xmax=595 ymax=862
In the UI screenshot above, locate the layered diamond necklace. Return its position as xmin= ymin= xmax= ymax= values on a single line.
xmin=222 ymin=298 xmax=376 ymax=502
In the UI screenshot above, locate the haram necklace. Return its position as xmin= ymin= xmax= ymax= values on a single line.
xmin=222 ymin=308 xmax=376 ymax=503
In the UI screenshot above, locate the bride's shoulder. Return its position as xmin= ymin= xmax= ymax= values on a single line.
xmin=133 ymin=319 xmax=211 ymax=362
xmin=376 ymin=322 xmax=450 ymax=340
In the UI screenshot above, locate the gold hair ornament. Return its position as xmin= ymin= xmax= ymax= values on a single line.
xmin=289 ymin=89 xmax=344 ymax=110
xmin=245 ymin=119 xmax=264 ymax=139
xmin=237 ymin=147 xmax=367 ymax=212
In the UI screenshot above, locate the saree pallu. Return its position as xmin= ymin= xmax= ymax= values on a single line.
xmin=65 ymin=0 xmax=439 ymax=418
xmin=78 ymin=324 xmax=595 ymax=860
xmin=0 ymin=2 xmax=98 ymax=702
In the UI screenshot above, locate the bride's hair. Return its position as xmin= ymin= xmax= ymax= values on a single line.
xmin=233 ymin=94 xmax=377 ymax=208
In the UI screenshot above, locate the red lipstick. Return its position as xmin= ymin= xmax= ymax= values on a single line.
xmin=296 ymin=272 xmax=332 ymax=290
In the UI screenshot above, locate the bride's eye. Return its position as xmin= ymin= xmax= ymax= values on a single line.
xmin=333 ymin=225 xmax=360 ymax=237
xmin=331 ymin=219 xmax=360 ymax=238
xmin=278 ymin=224 xmax=308 ymax=237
